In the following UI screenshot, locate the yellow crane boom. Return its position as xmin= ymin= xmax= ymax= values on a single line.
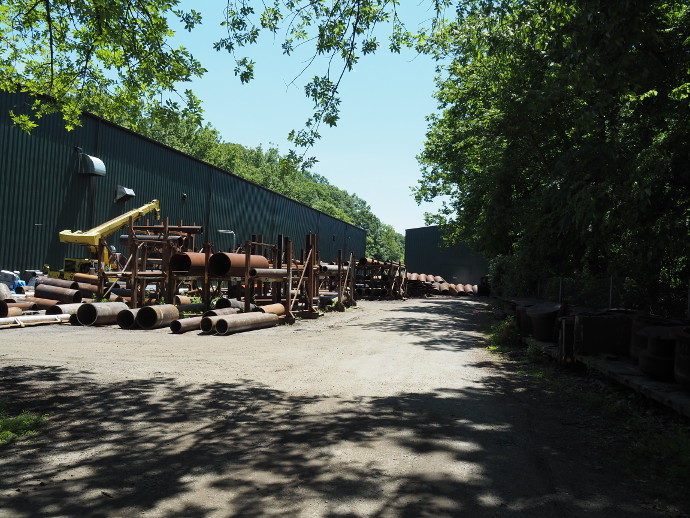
xmin=59 ymin=199 xmax=161 ymax=249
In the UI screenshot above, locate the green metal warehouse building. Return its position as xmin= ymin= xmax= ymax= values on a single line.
xmin=0 ymin=92 xmax=366 ymax=273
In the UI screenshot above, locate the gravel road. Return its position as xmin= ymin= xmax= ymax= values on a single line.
xmin=0 ymin=298 xmax=683 ymax=517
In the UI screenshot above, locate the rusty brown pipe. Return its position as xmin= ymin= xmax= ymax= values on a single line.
xmin=214 ymin=312 xmax=279 ymax=336
xmin=174 ymin=295 xmax=192 ymax=305
xmin=170 ymin=316 xmax=204 ymax=334
xmin=73 ymin=273 xmax=99 ymax=285
xmin=117 ymin=308 xmax=142 ymax=329
xmin=24 ymin=296 xmax=59 ymax=309
xmin=209 ymin=252 xmax=269 ymax=278
xmin=0 ymin=304 xmax=23 ymax=317
xmin=203 ymin=307 xmax=240 ymax=317
xmin=464 ymin=284 xmax=474 ymax=295
xmin=200 ymin=314 xmax=235 ymax=333
xmin=77 ymin=302 xmax=129 ymax=326
xmin=5 ymin=301 xmax=38 ymax=311
xmin=136 ymin=304 xmax=180 ymax=330
xmin=448 ymin=284 xmax=459 ymax=296
xmin=75 ymin=282 xmax=98 ymax=294
xmin=175 ymin=303 xmax=206 ymax=313
xmin=215 ymin=298 xmax=255 ymax=312
xmin=249 ymin=268 xmax=288 ymax=279
xmin=35 ymin=277 xmax=76 ymax=289
xmin=439 ymin=282 xmax=450 ymax=294
xmin=170 ymin=252 xmax=207 ymax=276
xmin=46 ymin=303 xmax=84 ymax=316
xmin=35 ymin=284 xmax=82 ymax=303
xmin=257 ymin=303 xmax=285 ymax=315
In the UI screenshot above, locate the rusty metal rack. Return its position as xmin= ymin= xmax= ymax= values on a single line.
xmin=355 ymin=258 xmax=408 ymax=300
xmin=316 ymin=250 xmax=357 ymax=311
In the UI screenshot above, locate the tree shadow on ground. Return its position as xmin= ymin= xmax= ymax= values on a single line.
xmin=0 ymin=361 xmax=668 ymax=517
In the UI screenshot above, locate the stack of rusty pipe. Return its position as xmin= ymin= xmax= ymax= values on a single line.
xmin=356 ymin=257 xmax=407 ymax=300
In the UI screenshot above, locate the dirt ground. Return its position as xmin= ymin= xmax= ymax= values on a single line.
xmin=0 ymin=297 xmax=687 ymax=517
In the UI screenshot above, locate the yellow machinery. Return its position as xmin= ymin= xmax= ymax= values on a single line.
xmin=48 ymin=200 xmax=161 ymax=279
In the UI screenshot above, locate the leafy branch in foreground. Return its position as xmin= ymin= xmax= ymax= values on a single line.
xmin=0 ymin=0 xmax=206 ymax=131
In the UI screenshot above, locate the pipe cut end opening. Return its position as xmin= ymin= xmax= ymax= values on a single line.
xmin=117 ymin=309 xmax=138 ymax=329
xmin=76 ymin=304 xmax=98 ymax=326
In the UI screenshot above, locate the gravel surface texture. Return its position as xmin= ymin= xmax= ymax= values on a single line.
xmin=0 ymin=298 xmax=685 ymax=517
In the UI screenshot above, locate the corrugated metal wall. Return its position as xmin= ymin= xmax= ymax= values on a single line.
xmin=405 ymin=226 xmax=488 ymax=284
xmin=0 ymin=92 xmax=365 ymax=272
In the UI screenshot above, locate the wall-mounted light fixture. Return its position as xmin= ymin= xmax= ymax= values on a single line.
xmin=114 ymin=185 xmax=135 ymax=203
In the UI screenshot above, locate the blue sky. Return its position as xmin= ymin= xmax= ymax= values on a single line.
xmin=171 ymin=2 xmax=447 ymax=234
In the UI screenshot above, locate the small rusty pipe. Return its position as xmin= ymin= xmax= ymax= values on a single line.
xmin=439 ymin=282 xmax=450 ymax=295
xmin=174 ymin=295 xmax=192 ymax=305
xmin=249 ymin=268 xmax=288 ymax=279
xmin=0 ymin=305 xmax=23 ymax=317
xmin=73 ymin=273 xmax=99 ymax=285
xmin=46 ymin=303 xmax=84 ymax=316
xmin=257 ymin=303 xmax=285 ymax=315
xmin=448 ymin=284 xmax=459 ymax=296
xmin=215 ymin=298 xmax=255 ymax=312
xmin=117 ymin=308 xmax=142 ymax=329
xmin=209 ymin=252 xmax=269 ymax=278
xmin=5 ymin=301 xmax=38 ymax=311
xmin=136 ymin=304 xmax=180 ymax=330
xmin=170 ymin=252 xmax=207 ymax=276
xmin=200 ymin=315 xmax=235 ymax=333
xmin=77 ymin=302 xmax=129 ymax=326
xmin=35 ymin=284 xmax=82 ymax=304
xmin=203 ymin=307 xmax=240 ymax=317
xmin=24 ymin=296 xmax=59 ymax=309
xmin=464 ymin=284 xmax=474 ymax=295
xmin=35 ymin=277 xmax=76 ymax=289
xmin=319 ymin=264 xmax=348 ymax=273
xmin=215 ymin=312 xmax=279 ymax=336
xmin=170 ymin=316 xmax=204 ymax=334
xmin=75 ymin=282 xmax=98 ymax=294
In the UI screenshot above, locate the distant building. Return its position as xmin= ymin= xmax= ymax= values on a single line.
xmin=405 ymin=226 xmax=488 ymax=284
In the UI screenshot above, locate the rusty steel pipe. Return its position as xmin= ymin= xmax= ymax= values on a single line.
xmin=463 ymin=284 xmax=474 ymax=295
xmin=35 ymin=284 xmax=83 ymax=303
xmin=257 ymin=303 xmax=285 ymax=315
xmin=24 ymin=296 xmax=59 ymax=309
xmin=174 ymin=295 xmax=192 ymax=305
xmin=249 ymin=268 xmax=287 ymax=279
xmin=200 ymin=314 xmax=236 ymax=333
xmin=170 ymin=252 xmax=207 ymax=276
xmin=319 ymin=264 xmax=348 ymax=273
xmin=208 ymin=252 xmax=270 ymax=278
xmin=73 ymin=273 xmax=99 ymax=285
xmin=75 ymin=282 xmax=98 ymax=294
xmin=409 ymin=273 xmax=420 ymax=282
xmin=434 ymin=276 xmax=445 ymax=283
xmin=215 ymin=298 xmax=255 ymax=312
xmin=35 ymin=277 xmax=76 ymax=289
xmin=14 ymin=286 xmax=33 ymax=295
xmin=448 ymin=284 xmax=459 ymax=296
xmin=46 ymin=303 xmax=84 ymax=316
xmin=77 ymin=302 xmax=129 ymax=326
xmin=215 ymin=312 xmax=279 ymax=336
xmin=1 ymin=306 xmax=23 ymax=317
xmin=203 ymin=307 xmax=240 ymax=317
xmin=5 ymin=301 xmax=38 ymax=311
xmin=136 ymin=304 xmax=180 ymax=330
xmin=170 ymin=316 xmax=204 ymax=334
xmin=439 ymin=282 xmax=450 ymax=295
xmin=117 ymin=308 xmax=142 ymax=329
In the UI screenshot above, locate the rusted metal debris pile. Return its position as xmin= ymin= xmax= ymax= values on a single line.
xmin=405 ymin=272 xmax=479 ymax=298
xmin=0 ymin=228 xmax=359 ymax=335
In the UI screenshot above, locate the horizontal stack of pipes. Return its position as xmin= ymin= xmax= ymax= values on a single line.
xmin=406 ymin=272 xmax=479 ymax=298
xmin=354 ymin=258 xmax=407 ymax=300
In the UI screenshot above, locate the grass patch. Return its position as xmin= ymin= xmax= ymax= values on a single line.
xmin=0 ymin=409 xmax=47 ymax=444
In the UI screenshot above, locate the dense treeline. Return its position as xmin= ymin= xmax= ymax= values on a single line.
xmin=126 ymin=113 xmax=405 ymax=262
xmin=415 ymin=0 xmax=690 ymax=315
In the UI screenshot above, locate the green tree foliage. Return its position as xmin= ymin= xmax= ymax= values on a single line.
xmin=416 ymin=0 xmax=690 ymax=313
xmin=0 ymin=0 xmax=205 ymax=131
